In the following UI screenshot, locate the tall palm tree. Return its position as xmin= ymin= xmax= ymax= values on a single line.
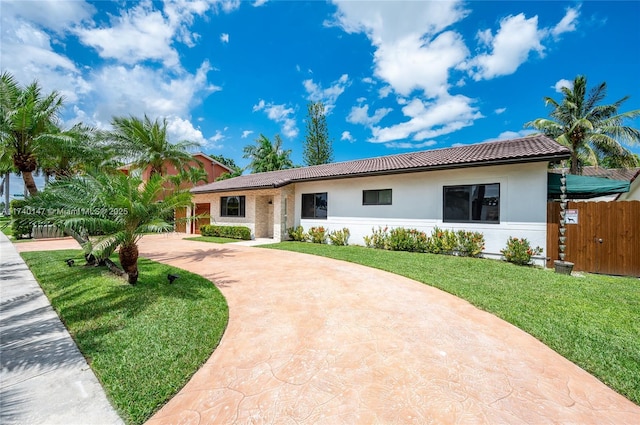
xmin=25 ymin=171 xmax=192 ymax=284
xmin=526 ymin=75 xmax=640 ymax=174
xmin=243 ymin=134 xmax=294 ymax=173
xmin=107 ymin=115 xmax=200 ymax=176
xmin=0 ymin=72 xmax=72 ymax=194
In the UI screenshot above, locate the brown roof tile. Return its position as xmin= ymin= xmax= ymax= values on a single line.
xmin=192 ymin=135 xmax=570 ymax=193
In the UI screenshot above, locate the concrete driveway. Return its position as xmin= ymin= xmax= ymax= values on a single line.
xmin=16 ymin=234 xmax=640 ymax=424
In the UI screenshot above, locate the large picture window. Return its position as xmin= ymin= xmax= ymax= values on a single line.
xmin=443 ymin=184 xmax=499 ymax=223
xmin=363 ymin=189 xmax=392 ymax=205
xmin=301 ymin=193 xmax=327 ymax=219
xmin=220 ymin=196 xmax=245 ymax=217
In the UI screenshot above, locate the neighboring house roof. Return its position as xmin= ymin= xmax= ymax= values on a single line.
xmin=191 ymin=152 xmax=234 ymax=173
xmin=118 ymin=152 xmax=234 ymax=173
xmin=193 ymin=135 xmax=570 ymax=194
xmin=549 ymin=166 xmax=640 ymax=182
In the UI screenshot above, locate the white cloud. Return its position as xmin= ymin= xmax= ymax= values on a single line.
xmin=241 ymin=130 xmax=254 ymax=138
xmin=378 ymin=86 xmax=393 ymax=99
xmin=330 ymin=0 xmax=468 ymax=45
xmin=482 ymin=129 xmax=537 ymax=143
xmin=341 ymin=131 xmax=354 ymax=142
xmin=209 ymin=130 xmax=225 ymax=143
xmin=552 ymin=6 xmax=580 ymax=38
xmin=468 ymin=13 xmax=545 ymax=81
xmin=253 ymin=0 xmax=268 ymax=7
xmin=219 ymin=0 xmax=241 ymax=13
xmin=495 ymin=107 xmax=507 ymax=115
xmin=384 ymin=140 xmax=437 ymax=149
xmin=0 ymin=7 xmax=91 ymax=103
xmin=330 ymin=1 xmax=469 ymax=98
xmin=0 ymin=0 xmax=94 ymax=33
xmin=88 ymin=61 xmax=219 ymax=127
xmin=253 ymin=100 xmax=298 ymax=138
xmin=362 ymin=77 xmax=374 ymax=84
xmin=373 ymin=30 xmax=468 ymax=97
xmin=347 ymin=104 xmax=392 ymax=127
xmin=303 ymin=74 xmax=350 ymax=112
xmin=554 ymin=78 xmax=573 ymax=93
xmin=75 ymin=2 xmax=180 ymax=67
xmin=220 ymin=32 xmax=229 ymax=43
xmin=370 ymin=95 xmax=483 ymax=144
xmin=166 ymin=116 xmax=206 ymax=145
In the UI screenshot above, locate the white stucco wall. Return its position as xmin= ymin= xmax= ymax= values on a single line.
xmin=294 ymin=162 xmax=549 ymax=264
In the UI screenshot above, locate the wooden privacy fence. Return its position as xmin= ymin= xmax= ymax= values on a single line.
xmin=547 ymin=201 xmax=640 ymax=276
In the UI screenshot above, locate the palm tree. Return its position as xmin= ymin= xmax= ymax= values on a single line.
xmin=39 ymin=123 xmax=112 ymax=180
xmin=0 ymin=72 xmax=72 ymax=194
xmin=107 ymin=115 xmax=200 ymax=176
xmin=25 ymin=171 xmax=192 ymax=284
xmin=243 ymin=134 xmax=293 ymax=173
xmin=526 ymin=75 xmax=640 ymax=174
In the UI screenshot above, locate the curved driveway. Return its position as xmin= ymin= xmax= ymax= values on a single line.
xmin=17 ymin=234 xmax=640 ymax=423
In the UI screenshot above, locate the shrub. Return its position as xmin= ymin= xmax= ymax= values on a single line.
xmin=388 ymin=227 xmax=428 ymax=252
xmin=200 ymin=225 xmax=251 ymax=240
xmin=501 ymin=237 xmax=542 ymax=266
xmin=328 ymin=228 xmax=350 ymax=246
xmin=456 ymin=230 xmax=485 ymax=257
xmin=10 ymin=199 xmax=32 ymax=239
xmin=426 ymin=227 xmax=457 ymax=254
xmin=363 ymin=226 xmax=390 ymax=249
xmin=308 ymin=226 xmax=328 ymax=244
xmin=287 ymin=225 xmax=308 ymax=242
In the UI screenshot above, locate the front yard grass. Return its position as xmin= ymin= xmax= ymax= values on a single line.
xmin=263 ymin=242 xmax=640 ymax=406
xmin=21 ymin=249 xmax=229 ymax=425
xmin=183 ymin=235 xmax=239 ymax=244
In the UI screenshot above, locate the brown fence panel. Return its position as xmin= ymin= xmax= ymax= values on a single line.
xmin=547 ymin=201 xmax=640 ymax=276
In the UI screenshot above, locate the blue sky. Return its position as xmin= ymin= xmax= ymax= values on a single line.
xmin=2 ymin=0 xmax=639 ymax=196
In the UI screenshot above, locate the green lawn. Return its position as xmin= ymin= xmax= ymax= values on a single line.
xmin=21 ymin=250 xmax=229 ymax=425
xmin=183 ymin=235 xmax=239 ymax=244
xmin=263 ymin=242 xmax=640 ymax=405
xmin=0 ymin=216 xmax=13 ymax=238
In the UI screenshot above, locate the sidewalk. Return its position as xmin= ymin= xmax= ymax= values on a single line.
xmin=0 ymin=233 xmax=123 ymax=425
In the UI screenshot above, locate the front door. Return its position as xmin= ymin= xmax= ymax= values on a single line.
xmin=192 ymin=203 xmax=210 ymax=234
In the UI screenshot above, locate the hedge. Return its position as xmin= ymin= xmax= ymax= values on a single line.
xmin=200 ymin=224 xmax=251 ymax=240
xmin=10 ymin=199 xmax=33 ymax=239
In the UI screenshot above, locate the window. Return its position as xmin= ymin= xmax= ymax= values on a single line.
xmin=301 ymin=193 xmax=327 ymax=219
xmin=363 ymin=189 xmax=392 ymax=205
xmin=220 ymin=196 xmax=245 ymax=217
xmin=443 ymin=184 xmax=499 ymax=223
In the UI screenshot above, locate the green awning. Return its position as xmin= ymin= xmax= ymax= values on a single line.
xmin=548 ymin=173 xmax=630 ymax=199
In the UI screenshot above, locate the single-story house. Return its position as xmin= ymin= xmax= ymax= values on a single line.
xmin=189 ymin=135 xmax=571 ymax=262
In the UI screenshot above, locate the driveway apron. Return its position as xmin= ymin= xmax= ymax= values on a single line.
xmin=15 ymin=234 xmax=640 ymax=424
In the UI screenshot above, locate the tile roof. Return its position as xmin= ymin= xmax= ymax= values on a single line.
xmin=192 ymin=135 xmax=570 ymax=193
xmin=549 ymin=166 xmax=640 ymax=182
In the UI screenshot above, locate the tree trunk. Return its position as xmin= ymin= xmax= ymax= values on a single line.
xmin=570 ymin=149 xmax=579 ymax=175
xmin=59 ymin=226 xmax=99 ymax=265
xmin=3 ymin=172 xmax=9 ymax=216
xmin=119 ymin=242 xmax=139 ymax=285
xmin=22 ymin=171 xmax=38 ymax=195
